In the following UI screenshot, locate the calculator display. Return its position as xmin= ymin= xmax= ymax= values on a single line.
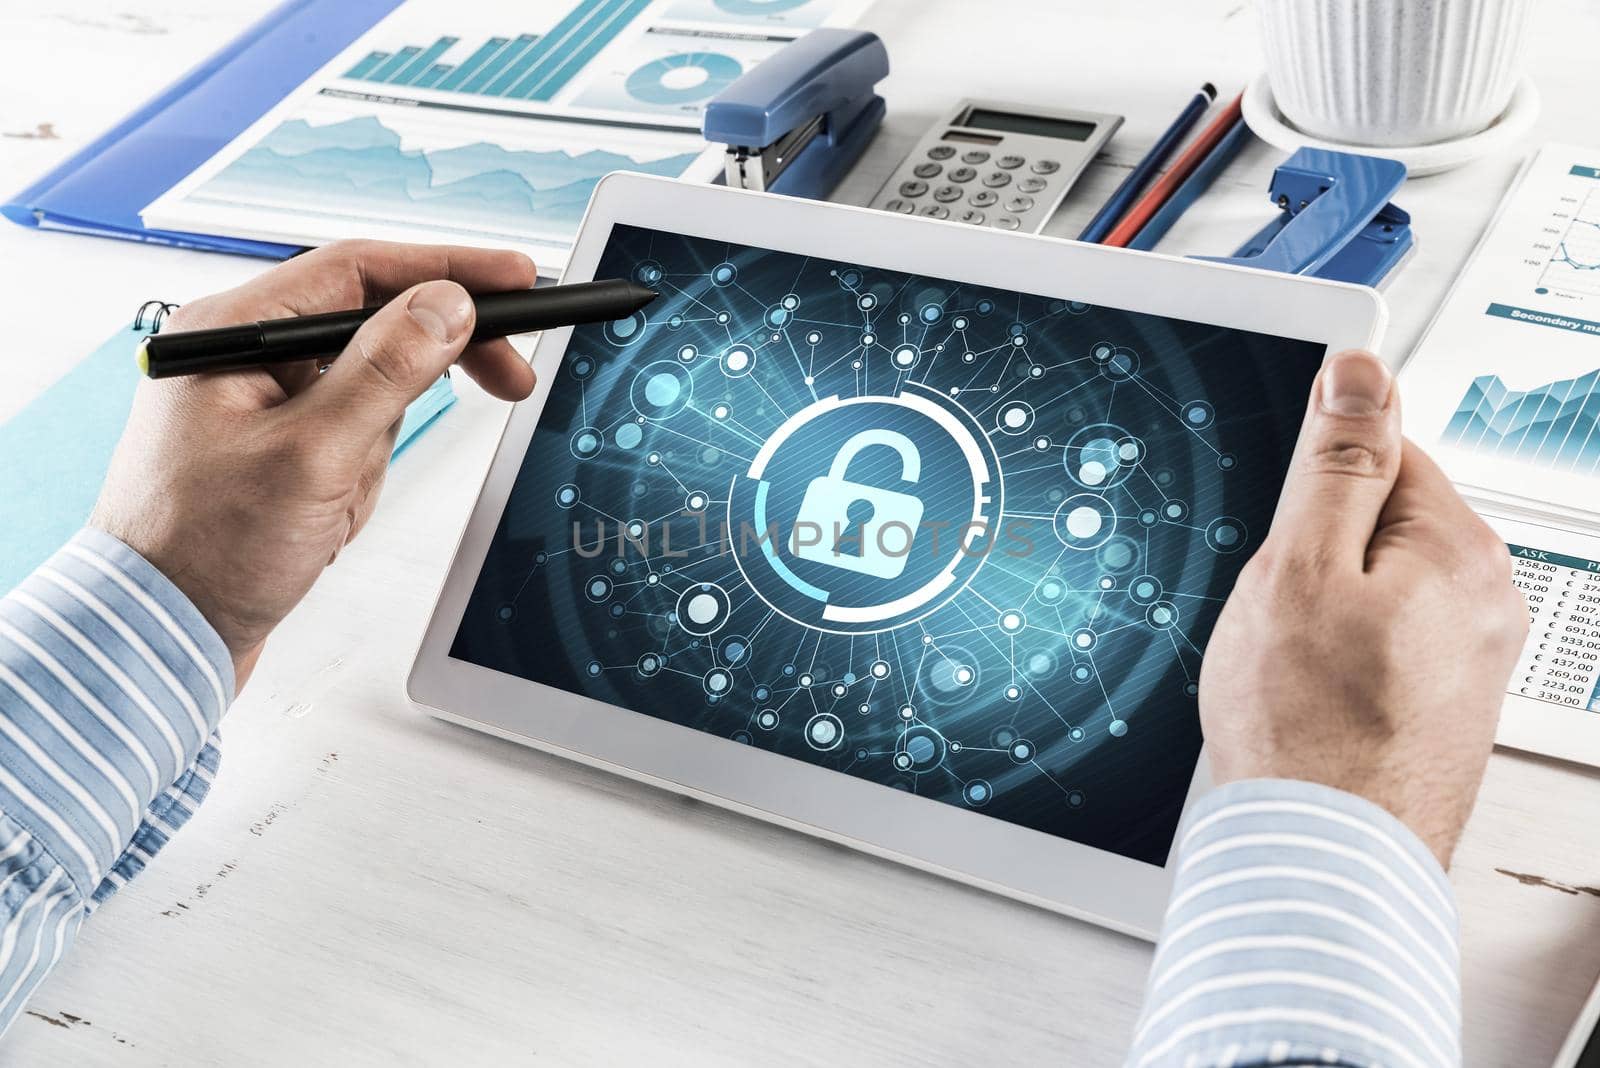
xmin=958 ymin=107 xmax=1096 ymax=142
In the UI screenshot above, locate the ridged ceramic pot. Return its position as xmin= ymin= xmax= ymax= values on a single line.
xmin=1256 ymin=0 xmax=1537 ymax=147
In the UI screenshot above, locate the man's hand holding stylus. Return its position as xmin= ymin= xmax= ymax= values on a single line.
xmin=91 ymin=241 xmax=538 ymax=688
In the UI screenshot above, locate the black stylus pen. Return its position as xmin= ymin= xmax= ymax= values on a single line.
xmin=137 ymin=279 xmax=660 ymax=379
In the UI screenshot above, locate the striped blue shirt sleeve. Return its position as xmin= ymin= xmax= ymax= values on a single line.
xmin=0 ymin=528 xmax=232 ymax=1037
xmin=1126 ymin=778 xmax=1461 ymax=1068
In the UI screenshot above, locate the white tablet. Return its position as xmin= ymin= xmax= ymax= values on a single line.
xmin=1555 ymin=971 xmax=1600 ymax=1068
xmin=409 ymin=174 xmax=1385 ymax=938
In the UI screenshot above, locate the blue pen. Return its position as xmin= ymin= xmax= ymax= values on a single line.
xmin=1078 ymin=82 xmax=1217 ymax=244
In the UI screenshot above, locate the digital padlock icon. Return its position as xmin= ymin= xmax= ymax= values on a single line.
xmin=794 ymin=429 xmax=926 ymax=580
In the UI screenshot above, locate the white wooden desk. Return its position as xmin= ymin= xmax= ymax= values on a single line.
xmin=3 ymin=2 xmax=1599 ymax=1064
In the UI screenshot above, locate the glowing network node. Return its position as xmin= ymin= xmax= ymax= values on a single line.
xmin=1204 ymin=516 xmax=1247 ymax=553
xmin=718 ymin=634 xmax=750 ymax=665
xmin=964 ymin=779 xmax=992 ymax=806
xmin=631 ymin=361 xmax=694 ymax=419
xmin=722 ymin=344 xmax=756 ymax=377
xmin=1054 ymin=493 xmax=1117 ymax=549
xmin=614 ymin=423 xmax=643 ymax=449
xmin=703 ymin=668 xmax=733 ymax=695
xmin=604 ymin=312 xmax=647 ymax=347
xmin=570 ymin=428 xmax=602 ymax=459
xmin=997 ymin=402 xmax=1035 ymax=435
xmin=805 ymin=713 xmax=845 ymax=751
xmin=711 ymin=262 xmax=737 ymax=286
xmin=676 ymin=583 xmax=730 ymax=636
xmin=555 ymin=484 xmax=580 ymax=508
xmin=1008 ymin=738 xmax=1035 ymax=762
xmin=1145 ymin=601 xmax=1179 ymax=629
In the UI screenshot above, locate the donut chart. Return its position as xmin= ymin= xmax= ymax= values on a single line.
xmin=714 ymin=0 xmax=809 ymax=12
xmin=624 ymin=51 xmax=743 ymax=106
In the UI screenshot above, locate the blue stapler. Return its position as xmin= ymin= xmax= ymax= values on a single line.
xmin=1198 ymin=148 xmax=1414 ymax=287
xmin=704 ymin=29 xmax=888 ymax=200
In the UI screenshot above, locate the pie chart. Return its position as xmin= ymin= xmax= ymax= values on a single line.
xmin=624 ymin=51 xmax=743 ymax=106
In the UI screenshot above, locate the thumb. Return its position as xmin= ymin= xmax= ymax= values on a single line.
xmin=1266 ymin=349 xmax=1402 ymax=572
xmin=289 ymin=280 xmax=474 ymax=467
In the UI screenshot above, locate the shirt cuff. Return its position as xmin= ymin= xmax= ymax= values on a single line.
xmin=1127 ymin=778 xmax=1460 ymax=1068
xmin=0 ymin=528 xmax=234 ymax=895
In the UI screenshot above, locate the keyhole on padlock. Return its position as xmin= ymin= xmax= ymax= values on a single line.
xmin=836 ymin=499 xmax=876 ymax=557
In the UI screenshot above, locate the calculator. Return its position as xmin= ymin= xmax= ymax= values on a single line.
xmin=868 ymin=99 xmax=1122 ymax=233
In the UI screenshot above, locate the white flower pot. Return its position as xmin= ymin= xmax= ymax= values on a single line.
xmin=1256 ymin=0 xmax=1538 ymax=147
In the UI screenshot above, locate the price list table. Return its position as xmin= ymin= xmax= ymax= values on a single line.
xmin=1509 ymin=541 xmax=1600 ymax=711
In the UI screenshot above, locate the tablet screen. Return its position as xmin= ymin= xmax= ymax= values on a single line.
xmin=451 ymin=224 xmax=1324 ymax=866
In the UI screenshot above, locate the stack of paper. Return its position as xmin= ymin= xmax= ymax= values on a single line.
xmin=1400 ymin=143 xmax=1600 ymax=531
xmin=142 ymin=0 xmax=869 ymax=276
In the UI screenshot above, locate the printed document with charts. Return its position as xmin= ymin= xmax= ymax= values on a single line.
xmin=142 ymin=0 xmax=869 ymax=275
xmin=1399 ymin=143 xmax=1600 ymax=767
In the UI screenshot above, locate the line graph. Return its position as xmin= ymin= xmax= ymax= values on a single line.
xmin=1539 ymin=185 xmax=1600 ymax=299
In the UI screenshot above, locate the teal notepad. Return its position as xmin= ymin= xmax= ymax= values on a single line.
xmin=0 ymin=323 xmax=453 ymax=593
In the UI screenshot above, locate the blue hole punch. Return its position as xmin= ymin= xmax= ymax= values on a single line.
xmin=1196 ymin=148 xmax=1414 ymax=287
xmin=704 ymin=29 xmax=889 ymax=201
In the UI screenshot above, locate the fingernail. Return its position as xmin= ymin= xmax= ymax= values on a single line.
xmin=408 ymin=282 xmax=472 ymax=343
xmin=1320 ymin=351 xmax=1393 ymax=416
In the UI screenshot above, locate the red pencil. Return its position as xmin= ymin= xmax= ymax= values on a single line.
xmin=1101 ymin=91 xmax=1244 ymax=248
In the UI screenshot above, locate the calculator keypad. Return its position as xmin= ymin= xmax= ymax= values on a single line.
xmin=868 ymin=104 xmax=1119 ymax=234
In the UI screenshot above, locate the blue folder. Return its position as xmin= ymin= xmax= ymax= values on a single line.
xmin=2 ymin=0 xmax=402 ymax=256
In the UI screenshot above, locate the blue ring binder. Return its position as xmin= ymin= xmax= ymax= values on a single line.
xmin=2 ymin=0 xmax=404 ymax=257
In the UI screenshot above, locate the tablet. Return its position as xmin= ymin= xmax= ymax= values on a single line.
xmin=409 ymin=174 xmax=1386 ymax=937
xmin=1555 ymin=971 xmax=1600 ymax=1068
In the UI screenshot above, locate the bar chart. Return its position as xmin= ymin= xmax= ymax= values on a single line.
xmin=342 ymin=0 xmax=651 ymax=101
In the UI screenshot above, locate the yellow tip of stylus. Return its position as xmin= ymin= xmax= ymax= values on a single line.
xmin=136 ymin=340 xmax=150 ymax=376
